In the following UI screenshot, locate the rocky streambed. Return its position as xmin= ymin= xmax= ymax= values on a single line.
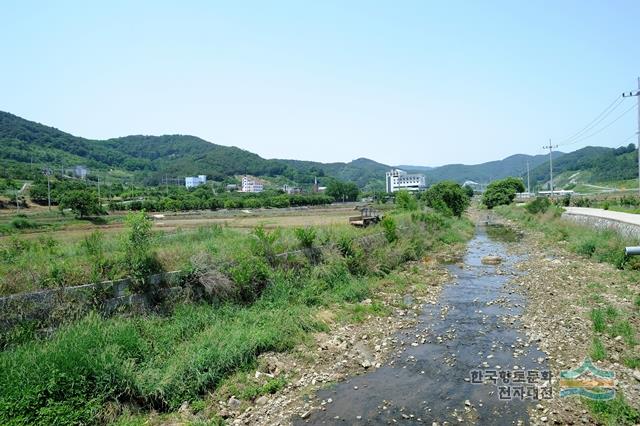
xmin=295 ymin=222 xmax=550 ymax=425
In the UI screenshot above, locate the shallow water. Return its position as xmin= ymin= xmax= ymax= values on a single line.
xmin=296 ymin=225 xmax=547 ymax=425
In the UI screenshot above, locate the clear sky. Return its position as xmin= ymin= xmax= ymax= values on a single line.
xmin=1 ymin=1 xmax=639 ymax=167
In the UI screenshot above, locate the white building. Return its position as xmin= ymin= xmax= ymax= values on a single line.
xmin=185 ymin=174 xmax=207 ymax=188
xmin=385 ymin=169 xmax=426 ymax=193
xmin=241 ymin=176 xmax=263 ymax=193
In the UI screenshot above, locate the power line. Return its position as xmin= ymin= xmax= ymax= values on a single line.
xmin=557 ymin=95 xmax=625 ymax=145
xmin=558 ymin=102 xmax=636 ymax=147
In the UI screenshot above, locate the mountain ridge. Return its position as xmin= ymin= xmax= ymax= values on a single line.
xmin=12 ymin=110 xmax=637 ymax=190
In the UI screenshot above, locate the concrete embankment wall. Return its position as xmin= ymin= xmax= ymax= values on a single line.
xmin=0 ymin=271 xmax=188 ymax=334
xmin=562 ymin=211 xmax=640 ymax=240
xmin=0 ymin=230 xmax=390 ymax=336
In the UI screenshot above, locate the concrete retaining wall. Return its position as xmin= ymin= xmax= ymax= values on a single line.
xmin=562 ymin=212 xmax=640 ymax=240
xmin=0 ymin=271 xmax=187 ymax=333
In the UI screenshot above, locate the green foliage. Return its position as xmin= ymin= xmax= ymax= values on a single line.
xmin=294 ymin=227 xmax=317 ymax=249
xmin=0 ymin=207 xmax=476 ymax=424
xmin=82 ymin=231 xmax=109 ymax=281
xmin=482 ymin=177 xmax=525 ymax=209
xmin=122 ymin=212 xmax=159 ymax=281
xmin=530 ymin=143 xmax=638 ymax=185
xmin=381 ymin=216 xmax=398 ymax=243
xmin=394 ymin=190 xmax=418 ymax=211
xmin=585 ymin=392 xmax=640 ymax=426
xmin=590 ymin=308 xmax=606 ymax=332
xmin=325 ymin=179 xmax=359 ymax=202
xmin=422 ymin=181 xmax=470 ymax=217
xmin=463 ymin=184 xmax=474 ymax=198
xmin=9 ymin=217 xmax=37 ymax=230
xmin=590 ymin=337 xmax=607 ymax=361
xmin=250 ymin=225 xmax=280 ymax=266
xmin=525 ymin=197 xmax=551 ymax=214
xmin=59 ymin=189 xmax=102 ymax=218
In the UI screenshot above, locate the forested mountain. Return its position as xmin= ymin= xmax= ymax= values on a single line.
xmin=529 ymin=144 xmax=638 ymax=186
xmin=0 ymin=111 xmax=388 ymax=188
xmin=412 ymin=153 xmax=563 ymax=185
xmin=3 ymin=110 xmax=635 ymax=190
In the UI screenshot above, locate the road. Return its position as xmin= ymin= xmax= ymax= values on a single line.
xmin=563 ymin=206 xmax=640 ymax=226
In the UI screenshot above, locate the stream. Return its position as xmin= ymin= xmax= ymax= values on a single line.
xmin=296 ymin=223 xmax=549 ymax=425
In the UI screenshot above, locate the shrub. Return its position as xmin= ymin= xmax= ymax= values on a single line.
xmin=294 ymin=227 xmax=320 ymax=264
xmin=525 ymin=197 xmax=551 ymax=214
xmin=250 ymin=225 xmax=280 ymax=266
xmin=395 ymin=190 xmax=418 ymax=211
xmin=294 ymin=227 xmax=316 ymax=249
xmin=122 ymin=212 xmax=160 ymax=282
xmin=10 ymin=217 xmax=37 ymax=230
xmin=381 ymin=216 xmax=398 ymax=243
xmin=228 ymin=254 xmax=271 ymax=302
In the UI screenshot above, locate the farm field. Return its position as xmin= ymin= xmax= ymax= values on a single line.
xmin=0 ymin=203 xmax=367 ymax=243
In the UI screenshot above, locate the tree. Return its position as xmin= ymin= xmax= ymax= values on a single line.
xmin=59 ymin=189 xmax=103 ymax=218
xmin=326 ymin=179 xmax=359 ymax=202
xmin=422 ymin=181 xmax=470 ymax=217
xmin=463 ymin=184 xmax=474 ymax=198
xmin=482 ymin=177 xmax=525 ymax=209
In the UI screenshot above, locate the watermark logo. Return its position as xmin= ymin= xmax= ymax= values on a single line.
xmin=559 ymin=358 xmax=615 ymax=400
xmin=468 ymin=368 xmax=553 ymax=400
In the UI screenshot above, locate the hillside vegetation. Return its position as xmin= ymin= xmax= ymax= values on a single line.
xmin=0 ymin=111 xmax=388 ymax=188
xmin=529 ymin=144 xmax=638 ymax=189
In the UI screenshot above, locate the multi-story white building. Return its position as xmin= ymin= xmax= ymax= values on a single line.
xmin=385 ymin=169 xmax=425 ymax=193
xmin=185 ymin=174 xmax=207 ymax=188
xmin=241 ymin=176 xmax=263 ymax=193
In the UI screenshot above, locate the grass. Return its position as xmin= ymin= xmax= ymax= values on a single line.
xmin=0 ymin=208 xmax=474 ymax=424
xmin=584 ymin=393 xmax=640 ymax=426
xmin=591 ymin=309 xmax=606 ymax=333
xmin=590 ymin=337 xmax=607 ymax=361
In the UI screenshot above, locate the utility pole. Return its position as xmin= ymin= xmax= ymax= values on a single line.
xmin=526 ymin=161 xmax=531 ymax=195
xmin=623 ymin=77 xmax=640 ymax=195
xmin=543 ymin=140 xmax=558 ymax=195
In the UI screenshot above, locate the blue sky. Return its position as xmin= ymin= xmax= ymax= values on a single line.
xmin=1 ymin=1 xmax=639 ymax=167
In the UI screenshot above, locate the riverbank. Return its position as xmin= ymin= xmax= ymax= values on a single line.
xmin=495 ymin=205 xmax=640 ymax=425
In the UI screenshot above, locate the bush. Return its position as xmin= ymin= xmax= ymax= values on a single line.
xmin=381 ymin=216 xmax=398 ymax=243
xmin=9 ymin=217 xmax=37 ymax=230
xmin=395 ymin=190 xmax=418 ymax=211
xmin=122 ymin=212 xmax=159 ymax=282
xmin=250 ymin=225 xmax=280 ymax=266
xmin=422 ymin=181 xmax=469 ymax=217
xmin=525 ymin=197 xmax=551 ymax=214
xmin=294 ymin=227 xmax=317 ymax=249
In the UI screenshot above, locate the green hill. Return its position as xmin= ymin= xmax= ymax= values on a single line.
xmin=529 ymin=144 xmax=638 ymax=189
xmin=6 ymin=110 xmax=632 ymax=191
xmin=407 ymin=153 xmax=561 ymax=185
xmin=0 ymin=111 xmax=389 ymax=188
